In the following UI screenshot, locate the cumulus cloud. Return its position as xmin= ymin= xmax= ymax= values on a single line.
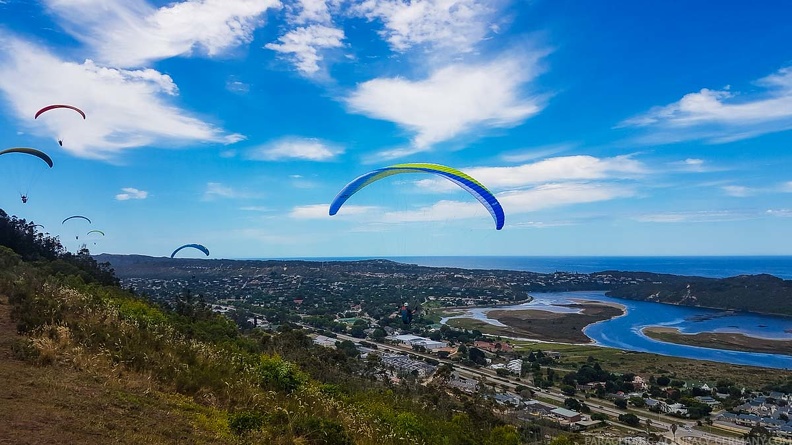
xmin=265 ymin=0 xmax=344 ymax=75
xmin=346 ymin=53 xmax=547 ymax=155
xmin=350 ymin=0 xmax=499 ymax=53
xmin=413 ymin=155 xmax=646 ymax=192
xmin=0 ymin=35 xmax=242 ymax=158
xmin=620 ymin=66 xmax=792 ymax=143
xmin=381 ymin=183 xmax=634 ymax=225
xmin=247 ymin=137 xmax=343 ymax=161
xmin=115 ymin=187 xmax=148 ymax=200
xmin=265 ymin=24 xmax=345 ymax=75
xmin=44 ymin=0 xmax=280 ymax=67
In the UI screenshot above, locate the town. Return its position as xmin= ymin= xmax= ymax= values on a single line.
xmin=103 ymin=254 xmax=792 ymax=443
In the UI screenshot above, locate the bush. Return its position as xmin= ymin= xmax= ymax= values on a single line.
xmin=294 ymin=416 xmax=353 ymax=445
xmin=229 ymin=410 xmax=265 ymax=435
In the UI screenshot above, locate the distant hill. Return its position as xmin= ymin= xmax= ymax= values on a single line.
xmin=604 ymin=271 xmax=792 ymax=316
xmin=95 ymin=254 xmax=792 ymax=317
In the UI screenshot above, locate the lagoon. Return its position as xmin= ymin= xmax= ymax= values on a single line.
xmin=441 ymin=291 xmax=792 ymax=370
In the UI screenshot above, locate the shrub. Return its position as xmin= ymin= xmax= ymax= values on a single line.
xmin=229 ymin=410 xmax=265 ymax=435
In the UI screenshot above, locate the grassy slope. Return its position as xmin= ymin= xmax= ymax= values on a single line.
xmin=0 ymin=296 xmax=231 ymax=445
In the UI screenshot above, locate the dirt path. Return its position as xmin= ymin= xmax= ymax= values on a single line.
xmin=0 ymin=296 xmax=229 ymax=444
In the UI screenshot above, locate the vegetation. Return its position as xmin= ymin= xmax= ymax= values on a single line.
xmin=0 ymin=210 xmax=531 ymax=444
xmin=606 ymin=271 xmax=792 ymax=316
xmin=643 ymin=327 xmax=792 ymax=355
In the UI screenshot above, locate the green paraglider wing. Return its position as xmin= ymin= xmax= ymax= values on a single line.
xmin=171 ymin=244 xmax=210 ymax=258
xmin=329 ymin=163 xmax=505 ymax=230
xmin=87 ymin=230 xmax=105 ymax=236
xmin=0 ymin=147 xmax=54 ymax=168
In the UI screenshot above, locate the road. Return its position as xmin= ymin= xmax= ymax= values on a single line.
xmin=301 ymin=326 xmax=743 ymax=442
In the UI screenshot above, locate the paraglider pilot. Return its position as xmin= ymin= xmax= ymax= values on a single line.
xmin=400 ymin=303 xmax=415 ymax=324
xmin=21 ymin=195 xmax=28 ymax=204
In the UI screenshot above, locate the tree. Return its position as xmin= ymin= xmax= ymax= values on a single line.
xmin=618 ymin=413 xmax=640 ymax=427
xmin=561 ymin=385 xmax=576 ymax=396
xmin=371 ymin=328 xmax=386 ymax=340
xmin=657 ymin=375 xmax=671 ymax=386
xmin=468 ymin=347 xmax=486 ymax=366
xmin=564 ymin=398 xmax=582 ymax=412
xmin=614 ymin=399 xmax=628 ymax=409
xmin=744 ymin=425 xmax=771 ymax=445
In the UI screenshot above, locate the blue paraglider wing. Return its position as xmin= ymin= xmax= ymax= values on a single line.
xmin=171 ymin=244 xmax=210 ymax=258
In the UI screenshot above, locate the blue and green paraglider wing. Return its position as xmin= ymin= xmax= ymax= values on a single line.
xmin=0 ymin=147 xmax=54 ymax=168
xmin=329 ymin=163 xmax=505 ymax=230
xmin=171 ymin=244 xmax=210 ymax=258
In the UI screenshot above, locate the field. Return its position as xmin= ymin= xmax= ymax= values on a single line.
xmin=508 ymin=339 xmax=792 ymax=388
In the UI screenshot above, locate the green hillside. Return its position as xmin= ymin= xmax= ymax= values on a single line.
xmin=0 ymin=209 xmax=530 ymax=444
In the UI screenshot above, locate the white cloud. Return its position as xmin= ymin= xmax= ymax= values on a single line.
xmin=382 ymin=183 xmax=633 ymax=225
xmin=346 ymin=53 xmax=547 ymax=155
xmin=247 ymin=137 xmax=343 ymax=161
xmin=226 ymin=79 xmax=250 ymax=94
xmin=115 ymin=187 xmax=148 ymax=200
xmin=282 ymin=0 xmax=334 ymax=24
xmin=511 ymin=220 xmax=576 ymax=229
xmin=290 ymin=203 xmax=377 ymax=219
xmin=0 ymin=36 xmax=242 ymax=159
xmin=204 ymin=182 xmax=248 ymax=200
xmin=722 ymin=185 xmax=753 ymax=197
xmin=265 ymin=24 xmax=345 ymax=75
xmin=240 ymin=206 xmax=270 ymax=211
xmin=499 ymin=143 xmax=575 ymax=163
xmin=350 ymin=0 xmax=499 ymax=53
xmin=633 ymin=211 xmax=751 ymax=223
xmin=44 ymin=0 xmax=280 ymax=67
xmin=621 ymin=66 xmax=792 ymax=143
xmin=779 ymin=181 xmax=792 ymax=193
xmin=413 ymin=156 xmax=646 ymax=192
xmin=767 ymin=209 xmax=792 ymax=217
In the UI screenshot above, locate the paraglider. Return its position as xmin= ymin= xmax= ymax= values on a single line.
xmin=329 ymin=163 xmax=505 ymax=230
xmin=0 ymin=147 xmax=54 ymax=203
xmin=399 ymin=302 xmax=415 ymax=325
xmin=35 ymin=105 xmax=86 ymax=120
xmin=62 ymin=215 xmax=91 ymax=240
xmin=86 ymin=230 xmax=105 ymax=246
xmin=171 ymin=244 xmax=210 ymax=258
xmin=62 ymin=215 xmax=91 ymax=225
xmin=34 ymin=104 xmax=85 ymax=147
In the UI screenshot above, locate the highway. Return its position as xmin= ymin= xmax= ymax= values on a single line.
xmin=302 ymin=326 xmax=740 ymax=442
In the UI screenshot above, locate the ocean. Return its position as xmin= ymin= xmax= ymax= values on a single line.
xmin=271 ymin=256 xmax=792 ymax=280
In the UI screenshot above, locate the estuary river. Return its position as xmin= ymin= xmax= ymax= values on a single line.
xmin=440 ymin=291 xmax=792 ymax=369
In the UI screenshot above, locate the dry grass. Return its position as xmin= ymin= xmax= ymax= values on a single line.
xmin=0 ymin=296 xmax=233 ymax=445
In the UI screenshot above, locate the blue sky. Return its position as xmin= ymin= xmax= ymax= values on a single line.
xmin=1 ymin=0 xmax=792 ymax=258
